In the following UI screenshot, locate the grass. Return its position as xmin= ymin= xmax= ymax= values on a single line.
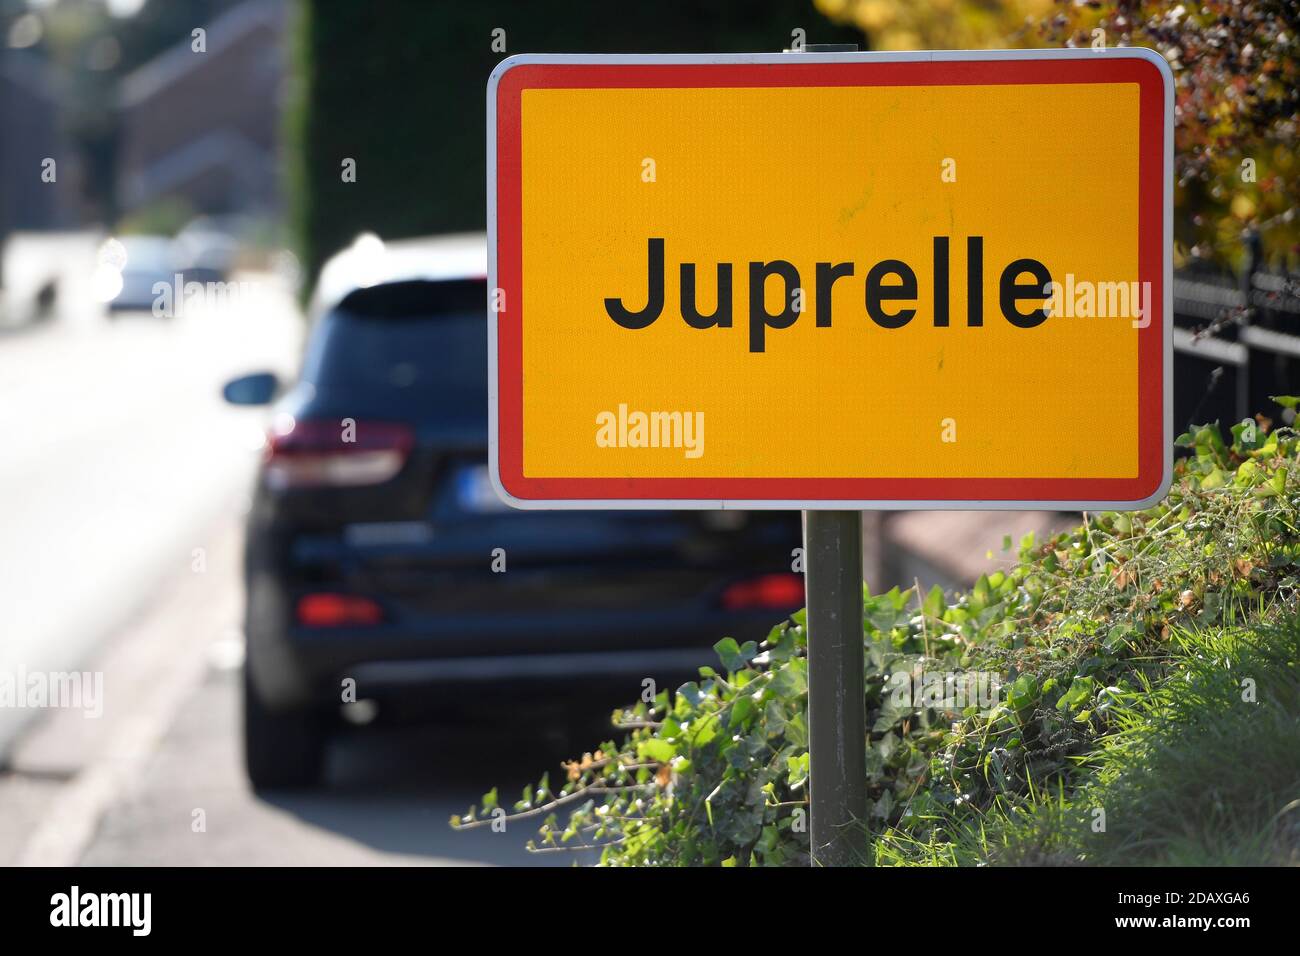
xmin=877 ymin=615 xmax=1300 ymax=866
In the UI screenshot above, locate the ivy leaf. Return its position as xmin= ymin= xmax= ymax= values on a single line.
xmin=638 ymin=738 xmax=676 ymax=763
xmin=1057 ymin=676 xmax=1097 ymax=714
xmin=1200 ymin=467 xmax=1227 ymax=490
xmin=687 ymin=717 xmax=718 ymax=749
xmin=1006 ymin=674 xmax=1039 ymax=712
xmin=677 ymin=681 xmax=704 ymax=710
xmin=764 ymin=699 xmax=789 ymax=737
xmin=729 ymin=695 xmax=757 ymax=729
xmin=714 ymin=636 xmax=758 ymax=672
xmin=784 ymin=711 xmax=809 ymax=748
xmin=923 ymin=583 xmax=945 ymax=620
xmin=1258 ymin=466 xmax=1287 ymax=498
xmin=770 ymin=658 xmax=808 ymax=698
xmin=786 ymin=751 xmax=809 ymax=789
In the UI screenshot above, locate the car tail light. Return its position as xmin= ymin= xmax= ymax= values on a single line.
xmin=295 ymin=593 xmax=384 ymax=627
xmin=263 ymin=417 xmax=413 ymax=489
xmin=720 ymin=573 xmax=806 ymax=610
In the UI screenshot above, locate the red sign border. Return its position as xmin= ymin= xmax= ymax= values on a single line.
xmin=490 ymin=52 xmax=1172 ymax=509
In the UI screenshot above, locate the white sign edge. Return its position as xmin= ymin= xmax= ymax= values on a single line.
xmin=485 ymin=48 xmax=1175 ymax=512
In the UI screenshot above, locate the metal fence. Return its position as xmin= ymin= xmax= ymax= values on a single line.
xmin=1173 ymin=236 xmax=1300 ymax=430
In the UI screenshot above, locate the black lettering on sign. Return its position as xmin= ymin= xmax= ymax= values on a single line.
xmin=601 ymin=238 xmax=1054 ymax=351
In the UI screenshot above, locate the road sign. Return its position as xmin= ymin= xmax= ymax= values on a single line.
xmin=488 ymin=50 xmax=1173 ymax=510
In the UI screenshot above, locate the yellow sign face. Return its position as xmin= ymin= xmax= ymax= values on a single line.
xmin=489 ymin=52 xmax=1172 ymax=509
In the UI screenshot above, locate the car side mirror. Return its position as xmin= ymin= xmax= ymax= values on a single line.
xmin=222 ymin=371 xmax=280 ymax=406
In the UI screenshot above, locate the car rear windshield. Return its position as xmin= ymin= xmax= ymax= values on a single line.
xmin=302 ymin=279 xmax=487 ymax=410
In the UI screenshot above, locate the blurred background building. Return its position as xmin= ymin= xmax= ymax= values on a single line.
xmin=0 ymin=49 xmax=77 ymax=235
xmin=116 ymin=0 xmax=284 ymax=220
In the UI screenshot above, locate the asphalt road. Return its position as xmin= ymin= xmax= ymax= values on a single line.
xmin=0 ymin=277 xmax=587 ymax=866
xmin=0 ymin=267 xmax=297 ymax=756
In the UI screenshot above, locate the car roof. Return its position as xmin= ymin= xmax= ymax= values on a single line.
xmin=310 ymin=232 xmax=487 ymax=317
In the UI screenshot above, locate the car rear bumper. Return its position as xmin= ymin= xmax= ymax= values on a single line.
xmin=350 ymin=646 xmax=715 ymax=686
xmin=250 ymin=605 xmax=789 ymax=708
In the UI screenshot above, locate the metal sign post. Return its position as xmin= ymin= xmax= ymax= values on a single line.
xmin=803 ymin=509 xmax=867 ymax=865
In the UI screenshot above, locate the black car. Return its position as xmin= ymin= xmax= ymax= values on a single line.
xmin=223 ymin=235 xmax=803 ymax=789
